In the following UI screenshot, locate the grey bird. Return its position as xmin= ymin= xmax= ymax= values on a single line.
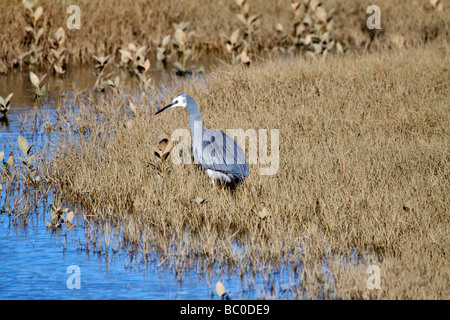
xmin=155 ymin=93 xmax=249 ymax=184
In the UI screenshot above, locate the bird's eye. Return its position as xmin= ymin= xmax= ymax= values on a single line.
xmin=174 ymin=100 xmax=178 ymax=104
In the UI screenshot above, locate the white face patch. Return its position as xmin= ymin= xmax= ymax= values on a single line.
xmin=172 ymin=95 xmax=187 ymax=108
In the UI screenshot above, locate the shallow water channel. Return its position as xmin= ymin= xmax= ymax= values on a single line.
xmin=0 ymin=68 xmax=291 ymax=300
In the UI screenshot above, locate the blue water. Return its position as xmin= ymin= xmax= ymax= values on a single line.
xmin=0 ymin=213 xmax=259 ymax=299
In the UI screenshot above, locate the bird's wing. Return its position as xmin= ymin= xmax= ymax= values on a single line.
xmin=198 ymin=129 xmax=249 ymax=179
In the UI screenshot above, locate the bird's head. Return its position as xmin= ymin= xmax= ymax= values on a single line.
xmin=155 ymin=93 xmax=191 ymax=114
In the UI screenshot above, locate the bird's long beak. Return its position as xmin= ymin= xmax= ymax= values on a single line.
xmin=155 ymin=102 xmax=175 ymax=115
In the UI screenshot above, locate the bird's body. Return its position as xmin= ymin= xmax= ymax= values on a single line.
xmin=156 ymin=94 xmax=249 ymax=184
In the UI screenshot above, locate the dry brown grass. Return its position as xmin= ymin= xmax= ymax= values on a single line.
xmin=1 ymin=0 xmax=449 ymax=71
xmin=41 ymin=41 xmax=450 ymax=299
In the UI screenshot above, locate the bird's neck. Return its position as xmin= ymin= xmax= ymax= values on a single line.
xmin=188 ymin=110 xmax=205 ymax=159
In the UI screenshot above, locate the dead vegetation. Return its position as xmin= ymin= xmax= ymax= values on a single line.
xmin=0 ymin=0 xmax=448 ymax=74
xmin=32 ymin=42 xmax=450 ymax=299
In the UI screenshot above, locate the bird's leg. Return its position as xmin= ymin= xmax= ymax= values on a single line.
xmin=217 ymin=180 xmax=225 ymax=193
xmin=211 ymin=179 xmax=225 ymax=193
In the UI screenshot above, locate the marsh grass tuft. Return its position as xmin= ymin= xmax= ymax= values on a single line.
xmin=215 ymin=281 xmax=230 ymax=299
xmin=235 ymin=0 xmax=261 ymax=58
xmin=153 ymin=135 xmax=173 ymax=164
xmin=0 ymin=93 xmax=13 ymax=116
xmin=23 ymin=3 xmax=46 ymax=66
xmin=172 ymin=21 xmax=200 ymax=75
xmin=29 ymin=71 xmax=46 ymax=98
xmin=48 ymin=27 xmax=67 ymax=75
xmin=118 ymin=42 xmax=151 ymax=86
xmin=1 ymin=131 xmax=51 ymax=227
xmin=91 ymin=55 xmax=115 ymax=92
xmin=154 ymin=35 xmax=172 ymax=69
xmin=46 ymin=203 xmax=75 ymax=230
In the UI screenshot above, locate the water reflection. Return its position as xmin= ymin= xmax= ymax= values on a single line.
xmin=0 ymin=219 xmax=210 ymax=299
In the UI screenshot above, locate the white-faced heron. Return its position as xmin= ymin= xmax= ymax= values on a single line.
xmin=155 ymin=93 xmax=249 ymax=184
